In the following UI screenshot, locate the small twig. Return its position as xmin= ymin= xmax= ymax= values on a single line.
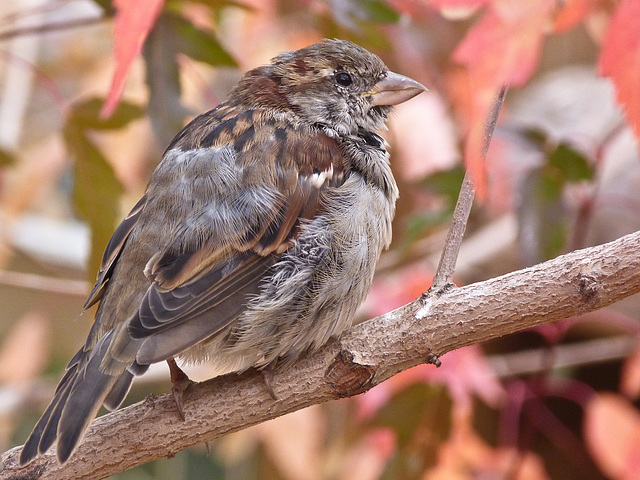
xmin=488 ymin=334 xmax=638 ymax=378
xmin=430 ymin=173 xmax=475 ymax=292
xmin=0 ymin=0 xmax=85 ymax=27
xmin=429 ymin=84 xmax=509 ymax=292
xmin=0 ymin=16 xmax=104 ymax=41
xmin=0 ymin=270 xmax=89 ymax=296
xmin=0 ymin=49 xmax=70 ymax=116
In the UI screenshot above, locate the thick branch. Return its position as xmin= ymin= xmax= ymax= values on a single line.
xmin=3 ymin=230 xmax=640 ymax=479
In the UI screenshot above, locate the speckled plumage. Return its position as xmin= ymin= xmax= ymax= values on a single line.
xmin=20 ymin=39 xmax=426 ymax=466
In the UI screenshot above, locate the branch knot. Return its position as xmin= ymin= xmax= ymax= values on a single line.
xmin=325 ymin=350 xmax=375 ymax=397
xmin=575 ymin=273 xmax=601 ymax=302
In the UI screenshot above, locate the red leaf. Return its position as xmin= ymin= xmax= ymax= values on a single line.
xmin=357 ymin=346 xmax=504 ymax=419
xmin=451 ymin=0 xmax=552 ymax=198
xmin=366 ymin=267 xmax=434 ymax=316
xmin=453 ymin=1 xmax=551 ymax=88
xmin=101 ymin=0 xmax=165 ymax=118
xmin=598 ymin=0 xmax=640 ymax=145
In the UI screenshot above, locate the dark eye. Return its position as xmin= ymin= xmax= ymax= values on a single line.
xmin=335 ymin=72 xmax=352 ymax=87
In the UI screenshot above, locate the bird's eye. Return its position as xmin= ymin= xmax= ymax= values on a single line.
xmin=335 ymin=72 xmax=353 ymax=87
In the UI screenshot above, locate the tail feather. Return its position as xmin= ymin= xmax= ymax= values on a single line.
xmin=103 ymin=370 xmax=133 ymax=411
xmin=20 ymin=330 xmax=142 ymax=465
xmin=37 ymin=377 xmax=74 ymax=456
xmin=19 ymin=371 xmax=74 ymax=465
xmin=55 ymin=332 xmax=120 ymax=464
xmin=102 ymin=360 xmax=148 ymax=411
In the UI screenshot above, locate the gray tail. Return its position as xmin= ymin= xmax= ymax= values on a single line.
xmin=19 ymin=331 xmax=143 ymax=465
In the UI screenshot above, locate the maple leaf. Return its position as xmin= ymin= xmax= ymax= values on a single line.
xmin=598 ymin=0 xmax=640 ymax=146
xmin=450 ymin=0 xmax=553 ymax=198
xmin=101 ymin=0 xmax=165 ymax=118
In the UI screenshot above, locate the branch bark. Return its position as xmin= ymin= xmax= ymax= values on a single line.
xmin=3 ymin=230 xmax=640 ymax=479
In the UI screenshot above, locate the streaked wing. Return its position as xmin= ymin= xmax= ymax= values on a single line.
xmin=119 ymin=108 xmax=345 ymax=362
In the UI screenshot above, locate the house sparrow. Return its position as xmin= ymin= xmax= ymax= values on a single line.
xmin=20 ymin=39 xmax=426 ymax=465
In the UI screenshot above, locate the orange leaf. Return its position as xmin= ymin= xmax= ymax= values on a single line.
xmin=101 ymin=0 xmax=165 ymax=118
xmin=254 ymin=407 xmax=324 ymax=480
xmin=584 ymin=393 xmax=640 ymax=479
xmin=451 ymin=0 xmax=553 ymax=198
xmin=598 ymin=0 xmax=640 ymax=145
xmin=553 ymin=0 xmax=599 ymax=32
xmin=425 ymin=411 xmax=551 ymax=480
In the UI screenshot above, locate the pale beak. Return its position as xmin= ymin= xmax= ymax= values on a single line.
xmin=369 ymin=71 xmax=428 ymax=106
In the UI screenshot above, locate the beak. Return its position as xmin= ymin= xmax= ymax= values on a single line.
xmin=369 ymin=71 xmax=428 ymax=106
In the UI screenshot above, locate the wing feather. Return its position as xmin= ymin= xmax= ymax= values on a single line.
xmin=120 ymin=112 xmax=345 ymax=362
xmin=84 ymin=195 xmax=147 ymax=310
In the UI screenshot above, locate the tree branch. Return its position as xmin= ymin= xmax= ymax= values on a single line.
xmin=3 ymin=230 xmax=640 ymax=479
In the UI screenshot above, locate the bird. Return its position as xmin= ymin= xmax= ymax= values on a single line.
xmin=19 ymin=38 xmax=426 ymax=466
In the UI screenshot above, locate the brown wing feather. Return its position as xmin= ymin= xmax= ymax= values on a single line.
xmin=83 ymin=195 xmax=147 ymax=310
xmin=119 ymin=108 xmax=345 ymax=360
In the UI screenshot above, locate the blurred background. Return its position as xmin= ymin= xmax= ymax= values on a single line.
xmin=1 ymin=0 xmax=640 ymax=479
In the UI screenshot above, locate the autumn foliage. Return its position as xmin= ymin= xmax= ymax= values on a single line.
xmin=1 ymin=0 xmax=640 ymax=479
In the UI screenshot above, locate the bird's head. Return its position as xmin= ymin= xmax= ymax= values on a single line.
xmin=230 ymin=39 xmax=427 ymax=136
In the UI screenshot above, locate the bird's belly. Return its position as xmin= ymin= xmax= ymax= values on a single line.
xmin=179 ymin=175 xmax=395 ymax=375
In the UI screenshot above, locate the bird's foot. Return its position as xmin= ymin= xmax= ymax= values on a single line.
xmin=167 ymin=358 xmax=193 ymax=420
xmin=261 ymin=366 xmax=278 ymax=400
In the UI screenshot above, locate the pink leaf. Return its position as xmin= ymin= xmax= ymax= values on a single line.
xmin=584 ymin=393 xmax=640 ymax=479
xmin=621 ymin=347 xmax=640 ymax=400
xmin=101 ymin=0 xmax=165 ymax=118
xmin=357 ymin=346 xmax=504 ymax=418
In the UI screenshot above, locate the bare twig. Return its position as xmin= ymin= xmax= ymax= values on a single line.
xmin=430 ymin=173 xmax=475 ymax=291
xmin=430 ymin=85 xmax=509 ymax=292
xmin=0 ymin=49 xmax=70 ymax=116
xmin=488 ymin=334 xmax=639 ymax=378
xmin=0 ymin=16 xmax=105 ymax=41
xmin=0 ymin=270 xmax=89 ymax=296
xmin=3 ymin=229 xmax=640 ymax=479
